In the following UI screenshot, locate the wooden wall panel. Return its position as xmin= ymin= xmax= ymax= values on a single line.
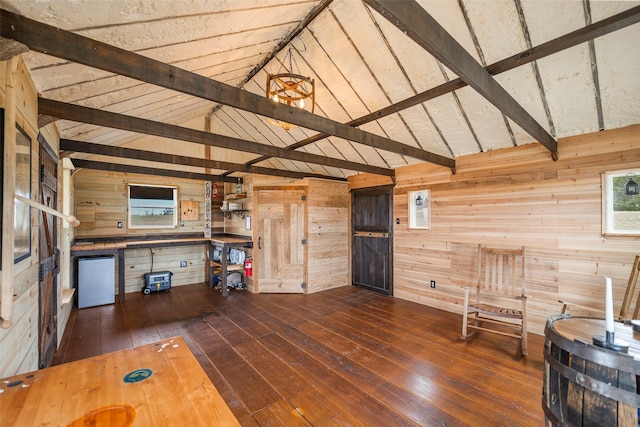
xmin=306 ymin=179 xmax=349 ymax=294
xmin=384 ymin=125 xmax=640 ymax=335
xmin=0 ymin=284 xmax=38 ymax=376
xmin=123 ymin=245 xmax=206 ymax=294
xmin=0 ymin=58 xmax=40 ymax=377
xmin=74 ymin=170 xmax=223 ymax=237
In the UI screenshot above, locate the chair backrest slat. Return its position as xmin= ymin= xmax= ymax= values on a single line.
xmin=477 ymin=245 xmax=525 ymax=298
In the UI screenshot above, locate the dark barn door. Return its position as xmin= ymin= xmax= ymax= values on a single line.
xmin=351 ymin=186 xmax=393 ymax=295
xmin=38 ymin=137 xmax=58 ymax=369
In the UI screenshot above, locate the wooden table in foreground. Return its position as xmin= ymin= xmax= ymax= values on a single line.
xmin=0 ymin=336 xmax=241 ymax=426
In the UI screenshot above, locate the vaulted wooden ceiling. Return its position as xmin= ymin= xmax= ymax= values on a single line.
xmin=2 ymin=0 xmax=639 ymax=182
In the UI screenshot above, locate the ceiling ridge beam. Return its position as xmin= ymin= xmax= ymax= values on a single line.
xmin=242 ymin=4 xmax=640 ymax=165
xmin=40 ymin=97 xmax=394 ymax=177
xmin=0 ymin=8 xmax=452 ymax=169
xmin=363 ymin=0 xmax=558 ymax=157
xmin=60 ymin=139 xmax=346 ymax=181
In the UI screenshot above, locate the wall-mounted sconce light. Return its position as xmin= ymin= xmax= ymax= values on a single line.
xmin=625 ymin=173 xmax=639 ymax=196
xmin=415 ymin=193 xmax=423 ymax=207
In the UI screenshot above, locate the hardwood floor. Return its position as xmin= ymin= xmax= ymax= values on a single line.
xmin=53 ymin=284 xmax=545 ymax=426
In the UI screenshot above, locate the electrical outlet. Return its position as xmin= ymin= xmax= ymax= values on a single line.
xmin=180 ymin=261 xmax=187 ymax=267
xmin=430 ymin=280 xmax=436 ymax=288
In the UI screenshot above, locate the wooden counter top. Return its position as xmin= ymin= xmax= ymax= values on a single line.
xmin=0 ymin=336 xmax=241 ymax=426
xmin=69 ymin=236 xmax=253 ymax=300
xmin=71 ymin=236 xmax=252 ymax=253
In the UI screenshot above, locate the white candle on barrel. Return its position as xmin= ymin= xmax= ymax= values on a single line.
xmin=605 ymin=276 xmax=614 ymax=333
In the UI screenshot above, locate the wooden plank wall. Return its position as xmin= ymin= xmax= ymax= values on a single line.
xmin=250 ymin=176 xmax=350 ymax=294
xmin=306 ymin=179 xmax=350 ymax=294
xmin=74 ymin=170 xmax=224 ymax=237
xmin=0 ymin=57 xmax=41 ymax=377
xmin=124 ymin=245 xmax=207 ymax=294
xmin=372 ymin=125 xmax=640 ymax=335
xmin=74 ymin=170 xmax=225 ymax=291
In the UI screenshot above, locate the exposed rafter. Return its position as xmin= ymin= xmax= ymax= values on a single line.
xmin=0 ymin=8 xmax=453 ymax=169
xmin=40 ymin=98 xmax=394 ymax=177
xmin=71 ymin=159 xmax=231 ymax=183
xmin=237 ymin=4 xmax=640 ymax=172
xmin=60 ymin=139 xmax=346 ymax=181
xmin=363 ymin=0 xmax=558 ymax=158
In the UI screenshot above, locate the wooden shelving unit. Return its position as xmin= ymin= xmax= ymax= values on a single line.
xmin=210 ymin=260 xmax=244 ymax=272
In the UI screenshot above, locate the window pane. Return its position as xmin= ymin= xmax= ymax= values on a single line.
xmin=603 ymin=171 xmax=640 ymax=235
xmin=128 ymin=185 xmax=177 ymax=229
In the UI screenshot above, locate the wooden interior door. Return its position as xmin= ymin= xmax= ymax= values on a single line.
xmin=351 ymin=186 xmax=393 ymax=295
xmin=38 ymin=140 xmax=58 ymax=369
xmin=256 ymin=188 xmax=306 ymax=293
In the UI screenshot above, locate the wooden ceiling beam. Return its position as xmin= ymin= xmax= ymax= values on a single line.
xmin=60 ymin=139 xmax=346 ymax=181
xmin=0 ymin=8 xmax=453 ymax=169
xmin=364 ymin=0 xmax=558 ymax=158
xmin=40 ymin=98 xmax=393 ymax=177
xmin=70 ymin=159 xmax=236 ymax=183
xmin=242 ymin=5 xmax=640 ymax=163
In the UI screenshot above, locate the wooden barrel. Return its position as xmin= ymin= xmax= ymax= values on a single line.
xmin=543 ymin=314 xmax=640 ymax=427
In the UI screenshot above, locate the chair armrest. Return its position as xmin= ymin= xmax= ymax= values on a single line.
xmin=558 ymin=299 xmax=605 ymax=316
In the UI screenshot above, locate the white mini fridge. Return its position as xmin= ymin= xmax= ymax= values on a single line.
xmin=77 ymin=256 xmax=115 ymax=308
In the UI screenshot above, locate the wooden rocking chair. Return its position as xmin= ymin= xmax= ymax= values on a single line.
xmin=461 ymin=245 xmax=529 ymax=356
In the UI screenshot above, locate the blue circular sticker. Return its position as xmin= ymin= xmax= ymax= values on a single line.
xmin=123 ymin=368 xmax=153 ymax=383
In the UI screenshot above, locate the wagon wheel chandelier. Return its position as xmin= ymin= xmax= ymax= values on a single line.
xmin=266 ymin=42 xmax=315 ymax=131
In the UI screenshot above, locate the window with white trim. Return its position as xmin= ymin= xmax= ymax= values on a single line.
xmin=602 ymin=170 xmax=640 ymax=235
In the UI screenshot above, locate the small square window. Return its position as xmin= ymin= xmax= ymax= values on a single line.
xmin=602 ymin=170 xmax=640 ymax=235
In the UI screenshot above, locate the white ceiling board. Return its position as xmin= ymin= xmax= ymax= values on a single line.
xmin=462 ymin=0 xmax=527 ymax=65
xmin=520 ymin=1 xmax=586 ymax=47
xmin=596 ymin=26 xmax=640 ymax=129
xmin=371 ymin=14 xmax=448 ymax=92
xmin=3 ymin=0 xmax=639 ymax=179
xmin=373 ymin=113 xmax=422 ymax=150
xmin=291 ymin=31 xmax=364 ymax=123
xmin=6 ymin=0 xmax=315 ymax=30
xmin=332 ymin=1 xmax=416 ymax=105
xmin=453 ymin=85 xmax=513 ymax=152
xmin=400 ymin=104 xmax=453 ymax=158
xmin=422 ymin=93 xmax=480 ymax=157
xmin=536 ymin=44 xmax=599 ymax=138
xmin=493 ymin=64 xmax=552 ymax=141
xmin=308 ymin=7 xmax=391 ymax=115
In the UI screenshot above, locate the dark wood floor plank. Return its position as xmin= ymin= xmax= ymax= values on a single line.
xmin=50 ymin=308 xmax=77 ymax=365
xmin=236 ymin=338 xmax=362 ymax=426
xmin=259 ymin=295 xmax=515 ymax=425
xmin=53 ymin=283 xmax=545 ymax=426
xmin=99 ymin=303 xmax=133 ymax=354
xmin=258 ymin=332 xmax=420 ymax=427
xmin=252 ymin=399 xmax=313 ymax=427
xmin=261 ymin=290 xmax=543 ymax=426
xmin=187 ymin=318 xmax=282 ymax=414
xmin=184 ymin=325 xmax=257 ymax=424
